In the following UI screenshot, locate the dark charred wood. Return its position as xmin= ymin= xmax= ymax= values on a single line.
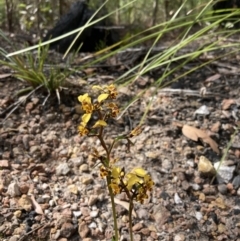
xmin=212 ymin=0 xmax=240 ymax=28
xmin=42 ymin=1 xmax=119 ymax=53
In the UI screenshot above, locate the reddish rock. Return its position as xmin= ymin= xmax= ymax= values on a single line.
xmin=19 ymin=183 xmax=29 ymax=194
xmin=37 ymin=227 xmax=50 ymax=239
xmin=0 ymin=160 xmax=10 ymax=168
xmin=60 ymin=222 xmax=75 ymax=238
xmin=141 ymin=228 xmax=150 ymax=235
xmin=78 ymin=221 xmax=90 ymax=238
xmin=132 ymin=222 xmax=143 ymax=231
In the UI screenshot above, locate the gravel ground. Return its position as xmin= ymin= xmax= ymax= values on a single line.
xmin=1 ymin=50 xmax=240 ymax=241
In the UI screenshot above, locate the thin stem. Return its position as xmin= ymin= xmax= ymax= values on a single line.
xmin=109 ymin=138 xmax=117 ymax=154
xmin=107 ymin=175 xmax=119 ymax=241
xmin=121 ymin=180 xmax=134 ymax=241
xmin=98 ymin=122 xmax=118 ymax=240
xmin=128 ymin=200 xmax=134 ymax=241
xmin=98 ymin=127 xmax=110 ymax=158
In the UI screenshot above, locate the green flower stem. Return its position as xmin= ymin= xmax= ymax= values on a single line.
xmin=109 ymin=138 xmax=117 ymax=154
xmin=98 ymin=126 xmax=110 ymax=158
xmin=107 ymin=175 xmax=119 ymax=241
xmin=128 ymin=200 xmax=134 ymax=241
xmin=98 ymin=126 xmax=118 ymax=240
xmin=122 ymin=183 xmax=134 ymax=241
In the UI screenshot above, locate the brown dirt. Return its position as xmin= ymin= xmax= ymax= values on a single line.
xmin=0 ymin=38 xmax=240 ymax=241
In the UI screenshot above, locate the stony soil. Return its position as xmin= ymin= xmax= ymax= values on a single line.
xmin=0 ymin=44 xmax=240 ymax=241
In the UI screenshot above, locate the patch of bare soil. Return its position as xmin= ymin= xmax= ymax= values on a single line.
xmin=1 ymin=46 xmax=240 ymax=241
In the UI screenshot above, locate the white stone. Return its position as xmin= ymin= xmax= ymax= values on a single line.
xmin=90 ymin=210 xmax=99 ymax=218
xmin=195 ymin=211 xmax=203 ymax=221
xmin=88 ymin=222 xmax=97 ymax=228
xmin=42 ymin=194 xmax=51 ymax=202
xmin=174 ymin=193 xmax=182 ymax=204
xmin=73 ymin=211 xmax=82 ymax=218
xmin=44 ymin=209 xmax=50 ymax=215
xmin=237 ymin=187 xmax=240 ymax=196
xmin=49 ymin=200 xmax=55 ymax=207
xmin=214 ymin=162 xmax=235 ymax=183
xmin=42 ymin=183 xmax=48 ymax=190
xmin=56 ymin=163 xmax=70 ymax=175
xmin=7 ymin=183 xmax=21 ymax=197
xmin=190 ymin=183 xmax=201 ymax=191
xmin=194 ymin=105 xmax=209 ymax=117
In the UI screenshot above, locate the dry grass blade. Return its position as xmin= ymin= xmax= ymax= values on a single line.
xmin=30 ymin=195 xmax=44 ymax=215
xmin=1 ymin=84 xmax=43 ymax=124
xmin=0 ymin=73 xmax=12 ymax=79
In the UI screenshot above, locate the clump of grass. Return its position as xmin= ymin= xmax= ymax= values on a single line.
xmin=0 ymin=44 xmax=66 ymax=95
xmin=77 ymin=84 xmax=154 ymax=241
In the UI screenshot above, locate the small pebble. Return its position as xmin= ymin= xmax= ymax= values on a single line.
xmin=9 ymin=235 xmax=20 ymax=241
xmin=88 ymin=195 xmax=98 ymax=206
xmin=232 ymin=175 xmax=240 ymax=189
xmin=190 ymin=183 xmax=201 ymax=190
xmin=42 ymin=183 xmax=48 ymax=190
xmin=71 ymin=203 xmax=78 ymax=210
xmin=218 ymin=184 xmax=228 ymax=195
xmin=7 ymin=183 xmax=21 ymax=197
xmin=136 ymin=209 xmax=149 ymax=219
xmin=195 ymin=211 xmax=203 ymax=221
xmin=0 ymin=160 xmax=10 ymax=168
xmin=174 ymin=193 xmax=182 ymax=204
xmin=162 ymin=159 xmax=172 ymax=170
xmin=68 ymin=184 xmax=78 ymax=195
xmin=79 ymin=164 xmax=89 ymax=173
xmin=14 ymin=210 xmax=22 ymax=218
xmin=90 ymin=210 xmax=99 ymax=218
xmin=88 ymin=222 xmax=97 ymax=229
xmin=56 ymin=163 xmax=70 ymax=176
xmin=174 ymin=233 xmax=185 ymax=241
xmin=214 ymin=162 xmax=235 ymax=183
xmin=132 ymin=222 xmax=143 ymax=231
xmin=49 ymin=200 xmax=55 ymax=207
xmin=73 ymin=211 xmax=82 ymax=218
xmin=79 ymin=175 xmax=93 ymax=185
xmin=237 ymin=187 xmax=240 ymax=196
xmin=198 ymin=156 xmax=215 ymax=175
xmin=194 ymin=105 xmax=209 ymax=117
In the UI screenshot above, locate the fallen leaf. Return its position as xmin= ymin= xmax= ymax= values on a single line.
xmin=218 ymin=67 xmax=235 ymax=74
xmin=182 ymin=125 xmax=219 ymax=154
xmin=114 ymin=197 xmax=137 ymax=218
xmin=204 ymin=74 xmax=221 ymax=83
xmin=83 ymin=68 xmax=96 ymax=75
xmin=30 ymin=195 xmax=44 ymax=215
xmin=222 ymin=99 xmax=235 ymax=110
